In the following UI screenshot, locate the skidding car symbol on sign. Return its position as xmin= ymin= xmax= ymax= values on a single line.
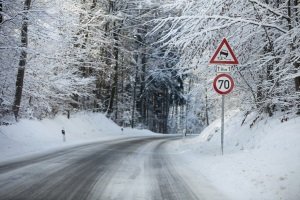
xmin=209 ymin=38 xmax=239 ymax=65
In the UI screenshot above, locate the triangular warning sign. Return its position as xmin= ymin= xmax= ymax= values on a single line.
xmin=209 ymin=38 xmax=239 ymax=65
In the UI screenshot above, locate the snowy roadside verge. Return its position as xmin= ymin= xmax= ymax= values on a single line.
xmin=168 ymin=111 xmax=300 ymax=200
xmin=0 ymin=112 xmax=156 ymax=163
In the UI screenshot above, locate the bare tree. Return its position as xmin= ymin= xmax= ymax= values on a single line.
xmin=12 ymin=0 xmax=31 ymax=121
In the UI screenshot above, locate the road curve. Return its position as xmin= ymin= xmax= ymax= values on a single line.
xmin=0 ymin=136 xmax=227 ymax=200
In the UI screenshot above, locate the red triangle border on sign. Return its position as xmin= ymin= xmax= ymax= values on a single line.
xmin=209 ymin=38 xmax=239 ymax=65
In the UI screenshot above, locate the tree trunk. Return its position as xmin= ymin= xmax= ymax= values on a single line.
xmin=295 ymin=72 xmax=300 ymax=91
xmin=13 ymin=0 xmax=31 ymax=121
xmin=131 ymin=63 xmax=138 ymax=128
xmin=0 ymin=0 xmax=3 ymax=24
xmin=140 ymin=47 xmax=146 ymax=124
xmin=91 ymin=0 xmax=96 ymax=9
xmin=107 ymin=21 xmax=119 ymax=115
xmin=175 ymin=100 xmax=179 ymax=133
xmin=294 ymin=0 xmax=300 ymax=114
xmin=205 ymin=83 xmax=209 ymax=126
xmin=288 ymin=0 xmax=300 ymax=114
xmin=295 ymin=0 xmax=299 ymax=23
xmin=294 ymin=1 xmax=300 ymax=94
xmin=287 ymin=0 xmax=292 ymax=30
xmin=165 ymin=89 xmax=169 ymax=133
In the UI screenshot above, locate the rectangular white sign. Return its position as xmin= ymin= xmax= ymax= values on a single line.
xmin=215 ymin=66 xmax=234 ymax=73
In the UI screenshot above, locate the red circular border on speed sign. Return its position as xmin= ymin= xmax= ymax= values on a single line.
xmin=213 ymin=73 xmax=234 ymax=95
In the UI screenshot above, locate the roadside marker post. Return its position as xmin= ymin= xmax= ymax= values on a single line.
xmin=209 ymin=38 xmax=238 ymax=155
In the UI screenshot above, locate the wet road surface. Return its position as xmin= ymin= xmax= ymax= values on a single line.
xmin=0 ymin=136 xmax=227 ymax=200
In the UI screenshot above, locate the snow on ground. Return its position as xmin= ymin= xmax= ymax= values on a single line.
xmin=170 ymin=111 xmax=300 ymax=200
xmin=0 ymin=112 xmax=155 ymax=163
xmin=1 ymin=110 xmax=299 ymax=200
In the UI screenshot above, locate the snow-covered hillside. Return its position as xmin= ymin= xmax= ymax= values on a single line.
xmin=0 ymin=112 xmax=155 ymax=163
xmin=170 ymin=112 xmax=300 ymax=200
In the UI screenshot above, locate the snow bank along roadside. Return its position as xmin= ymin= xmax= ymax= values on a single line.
xmin=0 ymin=112 xmax=156 ymax=163
xmin=169 ymin=111 xmax=300 ymax=200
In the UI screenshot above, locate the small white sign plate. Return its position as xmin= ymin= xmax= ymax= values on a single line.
xmin=215 ymin=66 xmax=234 ymax=73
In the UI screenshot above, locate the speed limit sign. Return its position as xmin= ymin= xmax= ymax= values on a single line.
xmin=213 ymin=73 xmax=234 ymax=95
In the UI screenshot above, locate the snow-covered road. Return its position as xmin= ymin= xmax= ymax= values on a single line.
xmin=0 ymin=135 xmax=226 ymax=200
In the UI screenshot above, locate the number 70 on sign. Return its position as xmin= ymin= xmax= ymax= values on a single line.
xmin=213 ymin=73 xmax=234 ymax=95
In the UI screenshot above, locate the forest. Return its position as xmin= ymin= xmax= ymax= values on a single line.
xmin=0 ymin=0 xmax=299 ymax=133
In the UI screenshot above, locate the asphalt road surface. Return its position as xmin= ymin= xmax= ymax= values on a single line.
xmin=0 ymin=136 xmax=227 ymax=200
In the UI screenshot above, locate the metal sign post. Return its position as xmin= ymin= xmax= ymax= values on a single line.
xmin=221 ymin=95 xmax=225 ymax=155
